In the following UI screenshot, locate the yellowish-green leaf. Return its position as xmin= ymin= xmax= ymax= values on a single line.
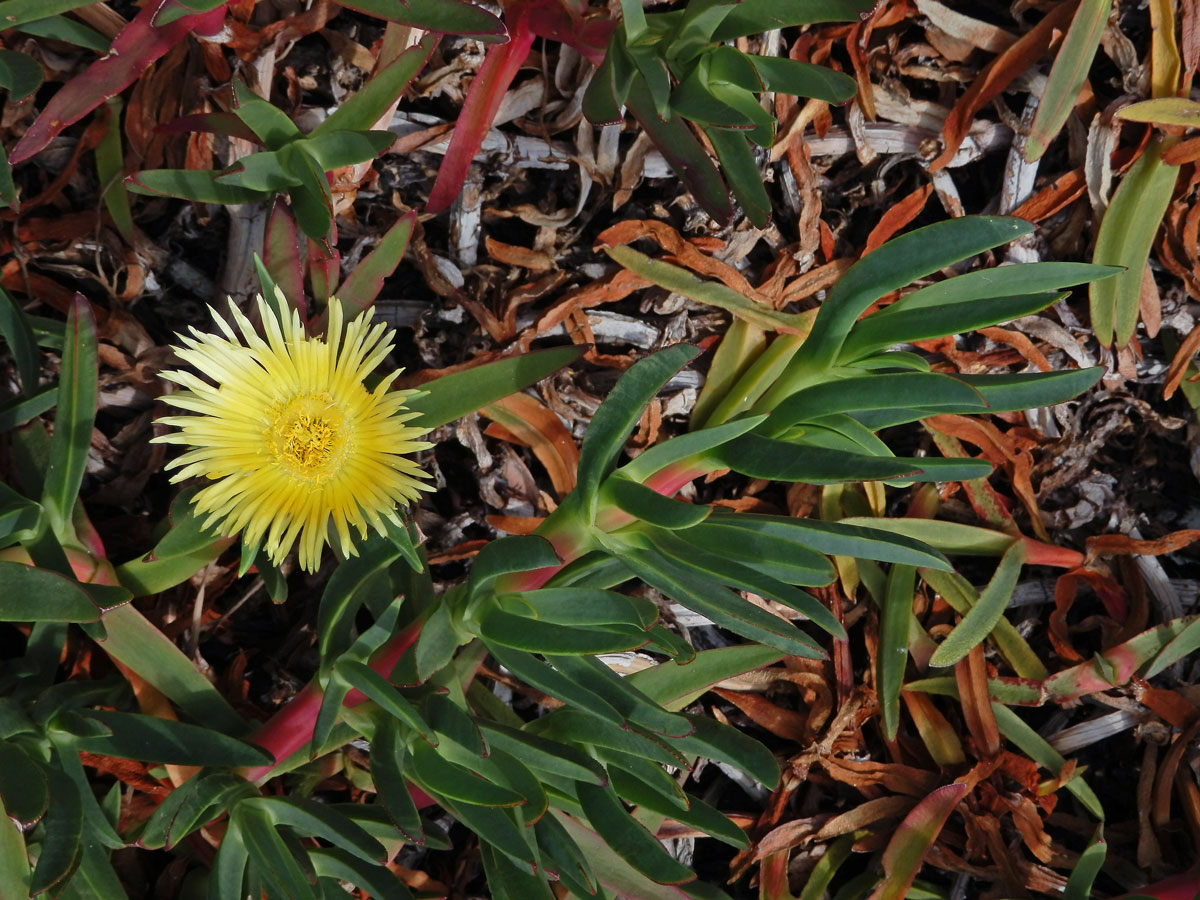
xmin=878 ymin=564 xmax=915 ymax=741
xmin=1025 ymin=0 xmax=1113 ymax=161
xmin=928 ymin=541 xmax=1025 ymax=668
xmin=1090 ymin=138 xmax=1178 ymax=346
xmin=1116 ymin=97 xmax=1200 ymax=128
xmin=1148 ymin=0 xmax=1181 ymax=98
xmin=605 ymin=245 xmax=817 ymax=336
xmin=919 ymin=568 xmax=1048 ymax=679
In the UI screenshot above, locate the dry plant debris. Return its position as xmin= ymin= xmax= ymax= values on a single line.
xmin=3 ymin=1 xmax=1200 ymax=899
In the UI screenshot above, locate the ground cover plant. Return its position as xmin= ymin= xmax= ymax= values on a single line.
xmin=4 ymin=0 xmax=1200 ymax=899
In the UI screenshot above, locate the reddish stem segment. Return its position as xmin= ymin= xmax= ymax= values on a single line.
xmin=425 ymin=8 xmax=537 ymax=214
xmin=244 ymin=617 xmax=424 ymax=782
xmin=244 ymin=457 xmax=714 ymax=782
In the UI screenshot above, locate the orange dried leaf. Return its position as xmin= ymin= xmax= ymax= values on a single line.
xmin=480 ymin=392 xmax=579 ymax=497
xmin=863 ymin=183 xmax=933 ymax=253
xmin=1087 ymin=530 xmax=1200 ymax=558
xmin=955 ymin=645 xmax=1001 ymax=758
xmin=931 ymin=0 xmax=1077 ymax=171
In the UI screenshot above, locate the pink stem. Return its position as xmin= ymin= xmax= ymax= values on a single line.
xmin=1117 ymin=869 xmax=1200 ymax=900
xmin=243 ymin=455 xmax=716 ymax=783
xmin=243 ymin=618 xmax=424 ymax=782
xmin=10 ymin=0 xmax=228 ymax=164
xmin=425 ymin=7 xmax=537 ymax=213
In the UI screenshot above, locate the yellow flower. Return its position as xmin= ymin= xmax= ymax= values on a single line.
xmin=154 ymin=290 xmax=432 ymax=572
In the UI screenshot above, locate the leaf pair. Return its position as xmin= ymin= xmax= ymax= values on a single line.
xmin=128 ymin=40 xmax=435 ymax=239
xmin=210 ymin=797 xmax=405 ymax=900
xmin=583 ymin=0 xmax=865 ymax=225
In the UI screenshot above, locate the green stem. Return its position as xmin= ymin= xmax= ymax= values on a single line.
xmin=707 ymin=332 xmax=806 ymax=424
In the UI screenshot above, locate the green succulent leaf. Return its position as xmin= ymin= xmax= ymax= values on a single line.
xmin=713 ymin=0 xmax=874 ymax=39
xmin=876 ymin=260 xmax=1119 ymax=315
xmin=601 ymin=748 xmax=689 ymax=811
xmin=423 ymin=692 xmax=486 ymax=756
xmin=70 ymin=709 xmax=272 ymax=766
xmin=671 ymin=71 xmax=752 ymax=129
xmin=763 ymin=373 xmax=987 ymax=437
xmin=878 ymin=564 xmax=916 ymax=742
xmin=577 ymin=344 xmax=701 ymax=517
xmin=704 ymin=126 xmax=771 ymax=227
xmin=469 ymin=535 xmax=561 ymax=597
xmin=1063 ymin=825 xmax=1106 ymax=900
xmin=0 ymin=47 xmax=44 ymax=100
xmin=298 ymin=130 xmax=396 ymax=171
xmin=286 ymin=144 xmax=336 ymax=239
xmin=1091 ymin=138 xmax=1177 ymax=347
xmin=405 ymin=345 xmax=586 ymax=431
xmin=619 ymin=545 xmax=826 ymax=657
xmin=544 ymin=654 xmax=693 ymax=737
xmin=368 ymin=717 xmax=426 ymax=843
xmin=609 ymin=767 xmax=748 ymax=849
xmin=928 ymin=541 xmax=1027 ymax=668
xmin=338 ymin=0 xmax=506 ymax=38
xmin=484 ymin=645 xmax=625 ymax=725
xmin=0 ymin=742 xmax=48 ymax=826
xmin=126 ymin=169 xmax=264 ymax=204
xmin=675 ymin=713 xmax=781 ymax=788
xmin=646 ymin=527 xmax=843 ymax=636
xmin=479 ymin=609 xmax=651 ymax=655
xmin=836 ymin=517 xmax=1016 ymax=557
xmin=216 ymin=150 xmax=301 ymax=192
xmin=629 ymin=644 xmax=784 ymax=711
xmin=238 ymin=805 xmax=320 ymax=900
xmin=480 ymin=842 xmax=556 ymax=900
xmin=246 ymin=796 xmax=390 ymax=863
xmin=316 ymin=34 xmax=437 ymax=136
xmin=530 ymin=709 xmax=687 ymax=769
xmin=626 ymin=80 xmax=733 ymax=223
xmin=209 ymin=814 xmax=251 ymax=900
xmin=705 ymin=512 xmax=951 ymax=570
xmin=950 ymin=369 xmax=1104 ymax=412
xmin=140 ymin=772 xmax=259 ymax=850
xmin=602 ymin=475 xmax=712 ymax=529
xmin=439 ymin=797 xmax=538 ymax=869
xmin=765 ymin=216 xmax=1032 ymax=396
xmin=415 ymin=600 xmax=467 ymax=682
xmin=583 ymin=43 xmax=636 ymax=125
xmin=920 ymin=568 xmax=1047 ymax=680
xmin=576 ymin=781 xmax=696 ymax=885
xmin=533 ymin=813 xmax=603 ymax=898
xmin=713 ymin=434 xmax=920 ymax=483
xmin=479 ymin=720 xmax=609 ymax=785
xmin=750 ymin=55 xmax=857 ymax=102
xmin=311 ymin=847 xmax=415 ymax=900
xmin=317 ymin=539 xmax=400 ymax=673
xmin=620 ymin=415 xmax=767 ymax=482
xmin=336 ymin=660 xmax=435 ymax=744
xmin=667 ymin=0 xmax=740 ymax=64
xmin=501 ymin=587 xmax=658 ymax=629
xmin=41 ymin=297 xmax=96 ymax=539
xmin=0 ymin=286 xmax=39 ymax=393
xmin=232 ymin=79 xmax=302 ymax=149
xmin=0 ymin=562 xmax=108 ymax=622
xmin=29 ymin=764 xmax=83 ymax=897
xmin=840 ymin=291 xmax=1068 ymax=362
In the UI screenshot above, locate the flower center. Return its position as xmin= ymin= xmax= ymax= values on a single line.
xmin=268 ymin=394 xmax=347 ymax=483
